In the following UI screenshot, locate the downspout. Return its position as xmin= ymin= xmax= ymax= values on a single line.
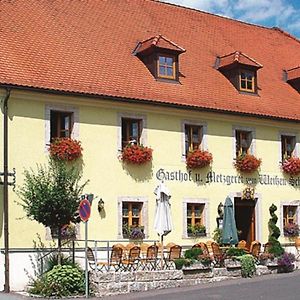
xmin=3 ymin=87 xmax=11 ymax=293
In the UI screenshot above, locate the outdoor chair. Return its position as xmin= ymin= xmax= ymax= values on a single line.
xmin=140 ymin=242 xmax=150 ymax=258
xmin=87 ymin=246 xmax=123 ymax=272
xmin=263 ymin=242 xmax=271 ymax=254
xmin=295 ymin=237 xmax=300 ymax=260
xmin=211 ymin=242 xmax=224 ymax=267
xmin=237 ymin=240 xmax=248 ymax=251
xmin=141 ymin=244 xmax=159 ymax=270
xmin=164 ymin=244 xmax=182 ymax=270
xmin=121 ymin=245 xmax=141 ymax=271
xmin=192 ymin=242 xmax=210 ymax=256
xmin=249 ymin=241 xmax=261 ymax=258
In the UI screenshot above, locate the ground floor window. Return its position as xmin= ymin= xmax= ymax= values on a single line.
xmin=282 ymin=204 xmax=299 ymax=237
xmin=183 ymin=198 xmax=209 ymax=238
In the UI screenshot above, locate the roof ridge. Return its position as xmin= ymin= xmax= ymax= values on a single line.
xmin=150 ymin=0 xmax=286 ymax=35
xmin=272 ymin=27 xmax=300 ymax=45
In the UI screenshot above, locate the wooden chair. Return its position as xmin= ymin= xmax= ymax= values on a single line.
xmin=164 ymin=244 xmax=182 ymax=269
xmin=249 ymin=241 xmax=261 ymax=258
xmin=295 ymin=237 xmax=300 ymax=260
xmin=237 ymin=240 xmax=247 ymax=250
xmin=140 ymin=242 xmax=150 ymax=258
xmin=88 ymin=246 xmax=123 ymax=272
xmin=121 ymin=245 xmax=141 ymax=271
xmin=192 ymin=242 xmax=210 ymax=256
xmin=263 ymin=242 xmax=271 ymax=254
xmin=141 ymin=244 xmax=158 ymax=270
xmin=211 ymin=242 xmax=223 ymax=266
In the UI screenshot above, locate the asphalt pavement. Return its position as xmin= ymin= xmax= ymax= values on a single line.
xmin=1 ymin=270 xmax=300 ymax=300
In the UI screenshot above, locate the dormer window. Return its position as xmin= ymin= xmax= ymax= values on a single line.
xmin=133 ymin=35 xmax=185 ymax=82
xmin=284 ymin=67 xmax=300 ymax=93
xmin=216 ymin=51 xmax=262 ymax=94
xmin=158 ymin=55 xmax=175 ymax=79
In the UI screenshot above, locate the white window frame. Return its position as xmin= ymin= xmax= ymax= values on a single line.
xmin=232 ymin=125 xmax=256 ymax=160
xmin=117 ymin=113 xmax=147 ymax=153
xmin=278 ymin=131 xmax=299 ymax=162
xmin=280 ymin=200 xmax=300 ymax=237
xmin=117 ymin=196 xmax=148 ymax=239
xmin=182 ymin=198 xmax=209 ymax=239
xmin=45 ymin=104 xmax=79 ymax=151
xmin=181 ymin=120 xmax=208 ymax=161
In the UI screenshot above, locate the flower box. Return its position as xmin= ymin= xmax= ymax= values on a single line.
xmin=186 ymin=149 xmax=213 ymax=169
xmin=234 ymin=154 xmax=261 ymax=173
xmin=283 ymin=223 xmax=299 ymax=237
xmin=281 ymin=157 xmax=300 ymax=176
xmin=49 ymin=138 xmax=82 ymax=161
xmin=187 ymin=224 xmax=206 ymax=237
xmin=121 ymin=144 xmax=153 ymax=165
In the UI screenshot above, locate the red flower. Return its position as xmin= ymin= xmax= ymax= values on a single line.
xmin=121 ymin=144 xmax=153 ymax=165
xmin=234 ymin=154 xmax=261 ymax=173
xmin=49 ymin=138 xmax=82 ymax=161
xmin=282 ymin=157 xmax=300 ymax=176
xmin=186 ymin=149 xmax=213 ymax=169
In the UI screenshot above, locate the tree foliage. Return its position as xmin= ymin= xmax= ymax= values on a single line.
xmin=18 ymin=159 xmax=88 ymax=233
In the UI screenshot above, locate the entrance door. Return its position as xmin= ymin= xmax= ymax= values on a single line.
xmin=234 ymin=197 xmax=256 ymax=249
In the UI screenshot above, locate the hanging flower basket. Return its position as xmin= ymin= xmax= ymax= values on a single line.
xmin=241 ymin=186 xmax=255 ymax=200
xmin=281 ymin=157 xmax=300 ymax=176
xmin=186 ymin=149 xmax=213 ymax=169
xmin=121 ymin=144 xmax=153 ymax=165
xmin=234 ymin=154 xmax=261 ymax=173
xmin=49 ymin=138 xmax=82 ymax=161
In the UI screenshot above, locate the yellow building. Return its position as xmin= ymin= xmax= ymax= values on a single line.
xmin=1 ymin=0 xmax=300 ymax=290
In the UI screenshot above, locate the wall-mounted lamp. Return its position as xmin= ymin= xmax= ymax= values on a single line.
xmin=98 ymin=198 xmax=105 ymax=213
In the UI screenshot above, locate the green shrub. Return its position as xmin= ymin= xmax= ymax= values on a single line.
xmin=184 ymin=248 xmax=203 ymax=260
xmin=29 ymin=265 xmax=84 ymax=297
xmin=238 ymin=255 xmax=256 ymax=278
xmin=213 ymin=228 xmax=223 ymax=244
xmin=226 ymin=247 xmax=246 ymax=257
xmin=174 ymin=258 xmax=191 ymax=270
xmin=44 ymin=253 xmax=79 ymax=273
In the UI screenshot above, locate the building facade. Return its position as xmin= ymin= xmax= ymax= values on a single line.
xmin=1 ymin=0 xmax=300 ymax=290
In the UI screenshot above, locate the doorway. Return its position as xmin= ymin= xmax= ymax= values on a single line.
xmin=234 ymin=197 xmax=256 ymax=248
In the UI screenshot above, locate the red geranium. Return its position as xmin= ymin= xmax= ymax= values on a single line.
xmin=282 ymin=157 xmax=300 ymax=176
xmin=121 ymin=144 xmax=153 ymax=165
xmin=234 ymin=154 xmax=261 ymax=173
xmin=186 ymin=149 xmax=213 ymax=169
xmin=49 ymin=138 xmax=82 ymax=161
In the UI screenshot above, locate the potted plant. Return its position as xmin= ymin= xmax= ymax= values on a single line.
xmin=281 ymin=157 xmax=300 ymax=176
xmin=278 ymin=252 xmax=295 ymax=273
xmin=283 ymin=223 xmax=299 ymax=237
xmin=187 ymin=224 xmax=206 ymax=237
xmin=234 ymin=153 xmax=261 ymax=173
xmin=121 ymin=144 xmax=153 ymax=165
xmin=186 ymin=149 xmax=213 ymax=169
xmin=49 ymin=137 xmax=82 ymax=161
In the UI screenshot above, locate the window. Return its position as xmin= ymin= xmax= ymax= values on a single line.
xmin=186 ymin=203 xmax=206 ymax=237
xmin=281 ymin=135 xmax=296 ymax=161
xmin=121 ymin=118 xmax=142 ymax=148
xmin=122 ymin=202 xmax=143 ymax=238
xmin=236 ymin=130 xmax=252 ymax=157
xmin=157 ymin=55 xmax=175 ymax=79
xmin=283 ymin=205 xmax=297 ymax=227
xmin=50 ymin=110 xmax=73 ymax=140
xmin=239 ymin=70 xmax=255 ymax=92
xmin=185 ymin=124 xmax=202 ymax=156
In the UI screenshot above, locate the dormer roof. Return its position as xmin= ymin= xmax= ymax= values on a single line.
xmin=134 ymin=35 xmax=186 ymax=56
xmin=286 ymin=66 xmax=300 ymax=81
xmin=217 ymin=51 xmax=263 ymax=70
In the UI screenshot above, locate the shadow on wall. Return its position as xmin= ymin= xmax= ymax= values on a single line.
xmin=122 ymin=162 xmax=153 ymax=182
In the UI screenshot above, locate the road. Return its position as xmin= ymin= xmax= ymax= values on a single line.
xmin=1 ymin=270 xmax=300 ymax=300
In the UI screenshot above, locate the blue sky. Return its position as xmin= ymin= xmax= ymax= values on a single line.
xmin=163 ymin=0 xmax=300 ymax=38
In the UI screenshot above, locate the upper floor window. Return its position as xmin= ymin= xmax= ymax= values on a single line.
xmin=236 ymin=130 xmax=252 ymax=157
xmin=50 ymin=110 xmax=73 ymax=140
xmin=240 ymin=70 xmax=255 ymax=92
xmin=158 ymin=55 xmax=175 ymax=79
xmin=185 ymin=124 xmax=202 ymax=156
xmin=121 ymin=118 xmax=142 ymax=148
xmin=281 ymin=135 xmax=296 ymax=161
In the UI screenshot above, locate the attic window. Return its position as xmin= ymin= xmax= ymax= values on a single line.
xmin=134 ymin=34 xmax=185 ymax=82
xmin=158 ymin=55 xmax=175 ymax=79
xmin=285 ymin=67 xmax=300 ymax=93
xmin=216 ymin=51 xmax=262 ymax=94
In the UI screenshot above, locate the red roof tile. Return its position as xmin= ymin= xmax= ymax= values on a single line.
xmin=218 ymin=51 xmax=262 ymax=69
xmin=1 ymin=0 xmax=300 ymax=121
xmin=286 ymin=67 xmax=300 ymax=81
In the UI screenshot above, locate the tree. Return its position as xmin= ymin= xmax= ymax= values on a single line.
xmin=19 ymin=159 xmax=88 ymax=260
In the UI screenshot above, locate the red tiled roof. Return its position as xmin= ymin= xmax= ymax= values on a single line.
xmin=1 ymin=0 xmax=300 ymax=121
xmin=218 ymin=51 xmax=262 ymax=69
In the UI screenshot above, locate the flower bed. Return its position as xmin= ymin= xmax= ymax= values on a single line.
xmin=49 ymin=138 xmax=82 ymax=161
xmin=281 ymin=157 xmax=300 ymax=176
xmin=186 ymin=149 xmax=213 ymax=169
xmin=121 ymin=144 xmax=153 ymax=165
xmin=234 ymin=154 xmax=261 ymax=173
